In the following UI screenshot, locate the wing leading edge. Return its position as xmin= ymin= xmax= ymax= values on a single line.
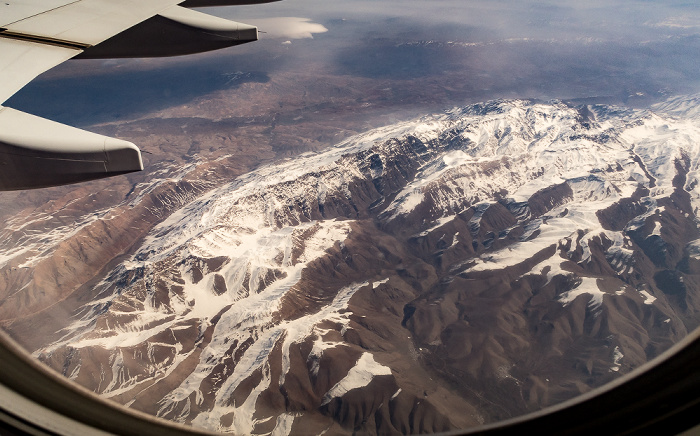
xmin=0 ymin=0 xmax=277 ymax=191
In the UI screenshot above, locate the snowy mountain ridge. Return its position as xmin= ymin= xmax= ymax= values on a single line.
xmin=31 ymin=96 xmax=700 ymax=434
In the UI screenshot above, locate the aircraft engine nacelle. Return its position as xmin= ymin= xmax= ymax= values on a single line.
xmin=78 ymin=6 xmax=257 ymax=59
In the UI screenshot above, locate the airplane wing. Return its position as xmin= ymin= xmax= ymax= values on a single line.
xmin=0 ymin=0 xmax=275 ymax=190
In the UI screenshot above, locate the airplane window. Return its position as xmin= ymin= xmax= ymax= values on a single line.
xmin=1 ymin=0 xmax=700 ymax=434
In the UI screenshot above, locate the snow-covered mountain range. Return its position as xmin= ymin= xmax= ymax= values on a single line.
xmin=5 ymin=97 xmax=700 ymax=434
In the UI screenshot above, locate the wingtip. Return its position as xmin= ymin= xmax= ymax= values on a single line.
xmin=104 ymin=138 xmax=144 ymax=173
xmin=0 ymin=107 xmax=143 ymax=190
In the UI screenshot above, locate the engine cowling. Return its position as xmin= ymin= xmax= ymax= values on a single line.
xmin=78 ymin=6 xmax=257 ymax=59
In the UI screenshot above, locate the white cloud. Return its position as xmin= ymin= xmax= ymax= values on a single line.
xmin=248 ymin=17 xmax=328 ymax=39
xmin=650 ymin=16 xmax=700 ymax=30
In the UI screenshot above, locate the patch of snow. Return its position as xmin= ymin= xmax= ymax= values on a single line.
xmin=604 ymin=231 xmax=635 ymax=275
xmin=468 ymin=202 xmax=493 ymax=236
xmin=522 ymin=253 xmax=569 ymax=284
xmin=415 ymin=216 xmax=454 ymax=237
xmin=321 ymin=353 xmax=392 ymax=406
xmin=610 ymin=346 xmax=623 ymax=372
xmin=639 ymin=289 xmax=657 ymax=305
xmin=450 ymin=232 xmax=460 ymax=248
xmin=271 ymin=413 xmax=296 ymax=436
xmin=687 ymin=239 xmax=700 ymax=259
xmin=558 ymin=277 xmax=606 ymax=310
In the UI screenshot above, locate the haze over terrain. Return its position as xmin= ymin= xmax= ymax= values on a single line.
xmin=2 ymin=0 xmax=700 ymax=434
xmin=8 ymin=0 xmax=700 ymax=126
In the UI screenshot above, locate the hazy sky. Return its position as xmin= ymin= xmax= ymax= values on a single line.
xmin=7 ymin=0 xmax=700 ymax=125
xmin=223 ymin=0 xmax=700 ymax=42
